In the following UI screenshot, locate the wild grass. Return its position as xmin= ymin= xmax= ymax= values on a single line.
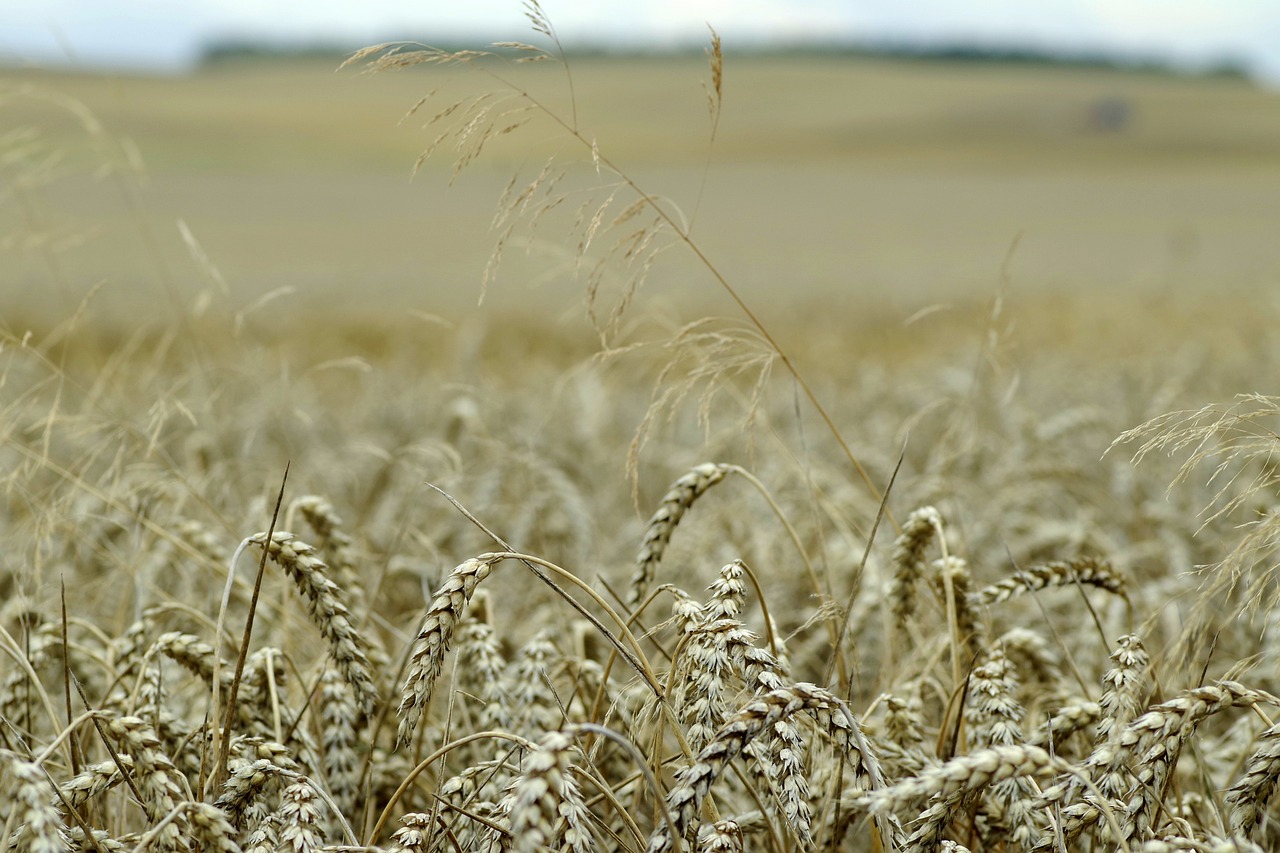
xmin=5 ymin=6 xmax=1280 ymax=852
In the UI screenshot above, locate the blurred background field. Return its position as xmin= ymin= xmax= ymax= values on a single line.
xmin=5 ymin=51 xmax=1279 ymax=342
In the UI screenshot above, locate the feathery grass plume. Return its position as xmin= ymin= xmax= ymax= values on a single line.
xmin=889 ymin=506 xmax=942 ymax=628
xmin=508 ymin=729 xmax=593 ymax=853
xmin=1225 ymin=720 xmax=1280 ymax=839
xmin=248 ymin=531 xmax=378 ymax=714
xmin=1 ymin=748 xmax=67 ymax=853
xmin=278 ymin=777 xmax=325 ymax=853
xmin=397 ymin=553 xmax=504 ymax=748
xmin=387 ymin=812 xmax=431 ymax=853
xmin=290 ymin=495 xmax=365 ymax=619
xmin=1115 ymin=394 xmax=1280 ymax=647
xmin=627 ymin=463 xmax=734 ymax=608
xmin=648 ymin=682 xmax=894 ymax=853
xmin=972 ymin=556 xmax=1126 ymax=606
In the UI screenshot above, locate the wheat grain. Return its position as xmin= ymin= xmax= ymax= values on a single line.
xmin=696 ymin=819 xmax=742 ymax=853
xmin=862 ymin=744 xmax=1069 ymax=815
xmin=185 ymin=802 xmax=242 ymax=853
xmin=386 ymin=813 xmax=431 ymax=853
xmin=505 ymin=629 xmax=564 ymax=737
xmin=702 ymin=560 xmax=748 ymax=622
xmin=889 ymin=506 xmax=941 ymax=630
xmin=454 ymin=609 xmax=512 ymax=732
xmin=1119 ymin=682 xmax=1280 ymax=843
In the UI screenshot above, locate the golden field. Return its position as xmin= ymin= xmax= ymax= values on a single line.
xmin=4 ymin=39 xmax=1280 ymax=851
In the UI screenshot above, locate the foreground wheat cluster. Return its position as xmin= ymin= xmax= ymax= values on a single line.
xmin=4 ymin=309 xmax=1280 ymax=853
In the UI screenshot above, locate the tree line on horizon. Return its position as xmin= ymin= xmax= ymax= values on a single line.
xmin=197 ymin=36 xmax=1250 ymax=81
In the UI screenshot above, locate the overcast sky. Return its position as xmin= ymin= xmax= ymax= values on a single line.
xmin=5 ymin=0 xmax=1280 ymax=83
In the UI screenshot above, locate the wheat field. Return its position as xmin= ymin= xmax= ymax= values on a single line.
xmin=5 ymin=11 xmax=1280 ymax=853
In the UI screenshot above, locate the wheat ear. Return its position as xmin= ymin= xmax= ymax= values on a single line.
xmin=647 ymin=682 xmax=893 ymax=853
xmin=508 ymin=728 xmax=594 ymax=853
xmin=972 ymin=556 xmax=1126 ymax=606
xmin=1 ymin=748 xmax=67 ymax=853
xmin=397 ymin=553 xmax=503 ymax=747
xmin=248 ymin=531 xmax=378 ymax=714
xmin=1225 ymin=720 xmax=1280 ymax=838
xmin=627 ymin=463 xmax=734 ymax=608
